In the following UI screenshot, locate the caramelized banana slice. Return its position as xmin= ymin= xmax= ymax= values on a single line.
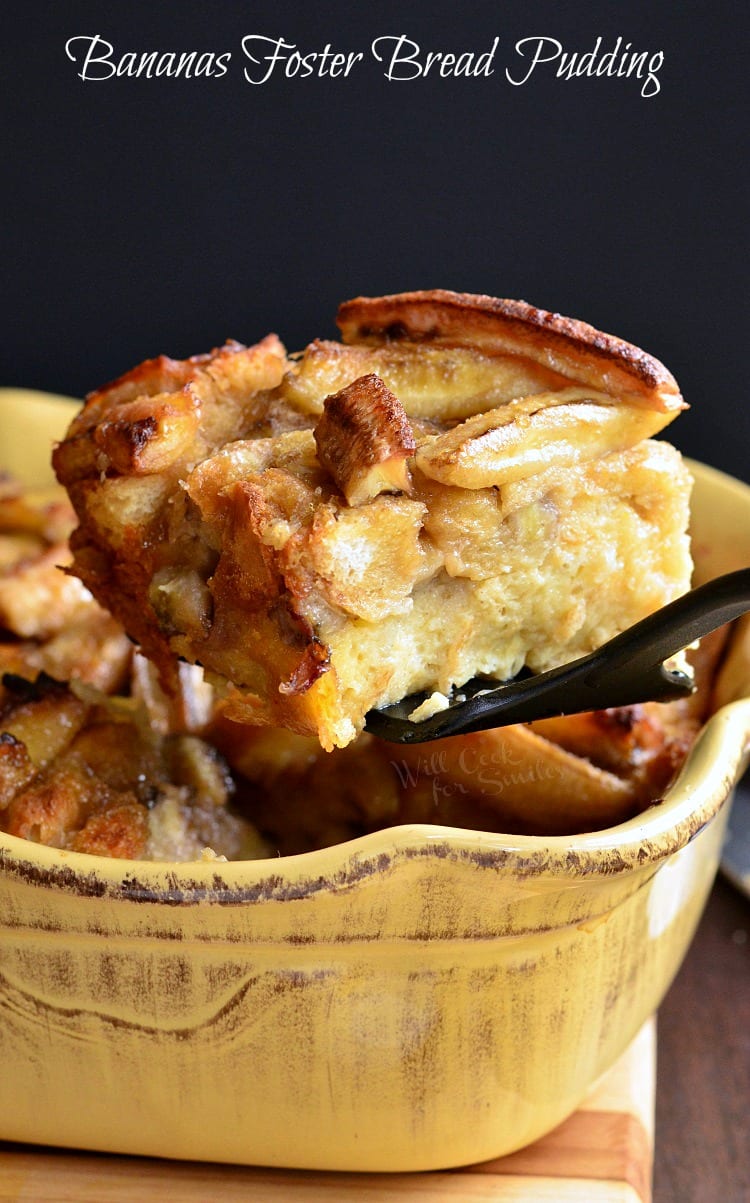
xmin=314 ymin=374 xmax=415 ymax=506
xmin=415 ymin=387 xmax=674 ymax=488
xmin=337 ymin=290 xmax=685 ymax=414
xmin=282 ymin=339 xmax=573 ymax=421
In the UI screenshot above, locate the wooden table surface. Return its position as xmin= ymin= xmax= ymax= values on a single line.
xmin=654 ymin=872 xmax=749 ymax=1202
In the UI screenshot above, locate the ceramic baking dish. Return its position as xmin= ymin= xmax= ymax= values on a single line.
xmin=0 ymin=390 xmax=748 ymax=1171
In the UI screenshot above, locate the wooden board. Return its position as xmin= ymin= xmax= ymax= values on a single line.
xmin=0 ymin=1019 xmax=655 ymax=1203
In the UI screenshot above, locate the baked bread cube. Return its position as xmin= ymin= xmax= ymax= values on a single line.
xmin=0 ymin=671 xmax=265 ymax=860
xmin=0 ymin=475 xmax=132 ymax=692
xmin=0 ymin=477 xmax=270 ymax=861
xmin=53 ymin=291 xmax=692 ymax=749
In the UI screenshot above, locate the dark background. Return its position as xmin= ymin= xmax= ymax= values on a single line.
xmin=3 ymin=1 xmax=748 ymax=481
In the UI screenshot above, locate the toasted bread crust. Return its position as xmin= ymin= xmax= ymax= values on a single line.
xmin=337 ymin=291 xmax=684 ymax=413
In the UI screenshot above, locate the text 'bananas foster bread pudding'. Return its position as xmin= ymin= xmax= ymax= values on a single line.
xmin=53 ymin=291 xmax=693 ymax=750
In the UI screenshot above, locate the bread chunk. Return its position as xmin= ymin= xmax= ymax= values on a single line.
xmin=0 ymin=671 xmax=264 ymax=860
xmin=0 ymin=478 xmax=269 ymax=861
xmin=53 ymin=292 xmax=693 ymax=749
xmin=313 ymin=373 xmax=415 ymax=505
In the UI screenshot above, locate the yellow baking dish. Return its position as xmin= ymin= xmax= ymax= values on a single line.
xmin=0 ymin=388 xmax=748 ymax=1171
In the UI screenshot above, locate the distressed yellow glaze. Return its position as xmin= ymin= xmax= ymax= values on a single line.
xmin=0 ymin=390 xmax=748 ymax=1171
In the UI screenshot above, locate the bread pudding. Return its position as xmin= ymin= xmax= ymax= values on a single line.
xmin=213 ymin=624 xmax=724 ymax=849
xmin=53 ymin=291 xmax=693 ymax=749
xmin=0 ymin=459 xmax=729 ymax=857
xmin=0 ymin=477 xmax=268 ymax=860
xmin=0 ymin=472 xmax=729 ymax=856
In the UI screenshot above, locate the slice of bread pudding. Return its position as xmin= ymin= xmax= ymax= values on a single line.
xmin=53 ymin=292 xmax=692 ymax=749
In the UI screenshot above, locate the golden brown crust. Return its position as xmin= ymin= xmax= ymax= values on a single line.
xmin=52 ymin=335 xmax=288 ymax=485
xmin=81 ymin=337 xmax=284 ymax=419
xmin=336 ymin=291 xmax=685 ymax=413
